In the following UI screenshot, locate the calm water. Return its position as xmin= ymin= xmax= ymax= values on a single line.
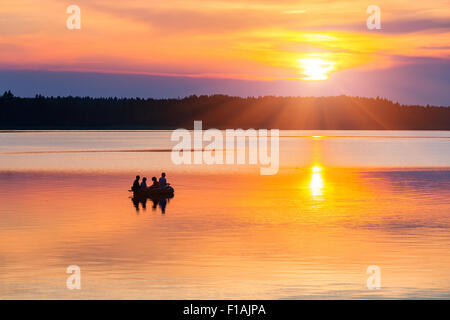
xmin=0 ymin=131 xmax=449 ymax=299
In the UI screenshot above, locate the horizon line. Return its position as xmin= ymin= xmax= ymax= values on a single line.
xmin=2 ymin=90 xmax=449 ymax=108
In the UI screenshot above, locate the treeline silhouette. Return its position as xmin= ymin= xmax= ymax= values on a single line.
xmin=1 ymin=91 xmax=449 ymax=129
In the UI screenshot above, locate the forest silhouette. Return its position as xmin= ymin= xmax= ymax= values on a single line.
xmin=1 ymin=91 xmax=449 ymax=129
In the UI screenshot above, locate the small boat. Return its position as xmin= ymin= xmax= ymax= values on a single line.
xmin=130 ymin=186 xmax=175 ymax=199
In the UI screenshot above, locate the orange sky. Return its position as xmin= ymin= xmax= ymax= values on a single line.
xmin=0 ymin=1 xmax=449 ymax=105
xmin=1 ymin=0 xmax=449 ymax=80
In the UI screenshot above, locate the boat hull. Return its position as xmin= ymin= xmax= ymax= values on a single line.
xmin=133 ymin=186 xmax=174 ymax=199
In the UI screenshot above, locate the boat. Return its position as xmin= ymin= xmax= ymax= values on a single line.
xmin=130 ymin=186 xmax=175 ymax=199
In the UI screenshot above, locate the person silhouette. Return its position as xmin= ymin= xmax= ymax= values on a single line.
xmin=132 ymin=175 xmax=140 ymax=192
xmin=150 ymin=176 xmax=159 ymax=188
xmin=141 ymin=177 xmax=148 ymax=188
xmin=159 ymin=172 xmax=167 ymax=189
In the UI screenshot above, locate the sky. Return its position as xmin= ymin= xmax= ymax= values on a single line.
xmin=1 ymin=0 xmax=449 ymax=105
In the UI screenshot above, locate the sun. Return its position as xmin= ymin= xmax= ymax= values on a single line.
xmin=298 ymin=58 xmax=335 ymax=81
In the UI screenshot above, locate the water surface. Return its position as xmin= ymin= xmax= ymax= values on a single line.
xmin=0 ymin=131 xmax=449 ymax=299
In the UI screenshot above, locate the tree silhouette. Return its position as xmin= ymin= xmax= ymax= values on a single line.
xmin=0 ymin=92 xmax=449 ymax=130
xmin=1 ymin=90 xmax=14 ymax=99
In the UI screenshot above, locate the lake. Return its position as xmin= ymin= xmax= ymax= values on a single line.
xmin=0 ymin=130 xmax=449 ymax=299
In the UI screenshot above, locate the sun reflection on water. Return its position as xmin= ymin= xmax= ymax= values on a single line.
xmin=309 ymin=165 xmax=324 ymax=200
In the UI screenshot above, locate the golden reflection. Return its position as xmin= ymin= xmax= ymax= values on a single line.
xmin=309 ymin=165 xmax=324 ymax=200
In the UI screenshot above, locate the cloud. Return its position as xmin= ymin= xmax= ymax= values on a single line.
xmin=382 ymin=17 xmax=450 ymax=34
xmin=83 ymin=4 xmax=309 ymax=34
xmin=419 ymin=45 xmax=450 ymax=50
xmin=306 ymin=17 xmax=450 ymax=34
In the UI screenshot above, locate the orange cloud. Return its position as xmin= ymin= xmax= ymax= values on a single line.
xmin=0 ymin=0 xmax=449 ymax=81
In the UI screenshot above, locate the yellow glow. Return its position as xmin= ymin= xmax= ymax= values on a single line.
xmin=298 ymin=58 xmax=335 ymax=81
xmin=310 ymin=166 xmax=324 ymax=199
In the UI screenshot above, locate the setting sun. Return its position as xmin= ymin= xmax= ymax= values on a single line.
xmin=298 ymin=58 xmax=336 ymax=81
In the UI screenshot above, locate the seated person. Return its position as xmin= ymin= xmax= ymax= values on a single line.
xmin=159 ymin=172 xmax=168 ymax=189
xmin=131 ymin=175 xmax=140 ymax=192
xmin=150 ymin=176 xmax=159 ymax=188
xmin=140 ymin=177 xmax=148 ymax=188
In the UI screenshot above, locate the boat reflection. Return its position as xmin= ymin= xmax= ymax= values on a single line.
xmin=131 ymin=194 xmax=174 ymax=214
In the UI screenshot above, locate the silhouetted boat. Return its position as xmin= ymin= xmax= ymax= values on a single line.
xmin=130 ymin=186 xmax=175 ymax=199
